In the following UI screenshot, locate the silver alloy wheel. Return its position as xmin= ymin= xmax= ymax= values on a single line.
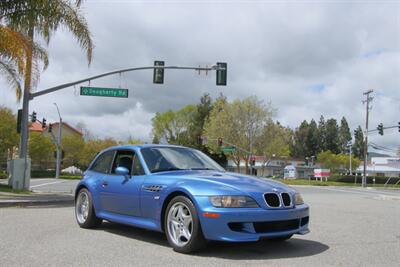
xmin=76 ymin=191 xmax=89 ymax=224
xmin=167 ymin=202 xmax=193 ymax=247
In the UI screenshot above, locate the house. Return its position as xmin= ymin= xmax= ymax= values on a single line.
xmin=29 ymin=121 xmax=82 ymax=138
xmin=43 ymin=122 xmax=83 ymax=138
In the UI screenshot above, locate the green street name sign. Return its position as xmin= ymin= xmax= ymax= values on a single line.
xmin=222 ymin=146 xmax=236 ymax=153
xmin=80 ymin=86 xmax=129 ymax=98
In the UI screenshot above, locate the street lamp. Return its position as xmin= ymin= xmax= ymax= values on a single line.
xmin=53 ymin=103 xmax=62 ymax=179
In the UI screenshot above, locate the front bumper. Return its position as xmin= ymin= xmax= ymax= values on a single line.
xmin=195 ymin=196 xmax=310 ymax=242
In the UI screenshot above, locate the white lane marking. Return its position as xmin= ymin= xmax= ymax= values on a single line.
xmin=30 ymin=181 xmax=64 ymax=188
xmin=30 ymin=178 xmax=56 ymax=183
xmin=312 ymin=186 xmax=400 ymax=199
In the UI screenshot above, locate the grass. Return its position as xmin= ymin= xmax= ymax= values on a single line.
xmin=59 ymin=175 xmax=82 ymax=180
xmin=0 ymin=184 xmax=31 ymax=194
xmin=274 ymin=178 xmax=400 ymax=188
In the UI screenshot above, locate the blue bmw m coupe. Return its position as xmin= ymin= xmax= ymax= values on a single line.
xmin=75 ymin=144 xmax=310 ymax=253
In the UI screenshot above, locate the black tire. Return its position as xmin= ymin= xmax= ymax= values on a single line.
xmin=75 ymin=188 xmax=102 ymax=229
xmin=164 ymin=195 xmax=206 ymax=253
xmin=270 ymin=234 xmax=293 ymax=241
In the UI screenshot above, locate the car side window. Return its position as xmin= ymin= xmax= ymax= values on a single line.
xmin=132 ymin=155 xmax=145 ymax=176
xmin=111 ymin=150 xmax=134 ymax=175
xmin=91 ymin=151 xmax=115 ymax=174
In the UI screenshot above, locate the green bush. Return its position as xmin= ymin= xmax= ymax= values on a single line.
xmin=31 ymin=170 xmax=55 ymax=178
xmin=0 ymin=171 xmax=8 ymax=179
xmin=330 ymin=175 xmax=400 ymax=184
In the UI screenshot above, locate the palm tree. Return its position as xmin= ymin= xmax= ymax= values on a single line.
xmin=1 ymin=0 xmax=93 ymax=94
xmin=0 ymin=24 xmax=48 ymax=100
xmin=0 ymin=0 xmax=93 ymax=159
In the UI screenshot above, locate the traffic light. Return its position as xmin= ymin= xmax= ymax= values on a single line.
xmin=216 ymin=62 xmax=227 ymax=86
xmin=218 ymin=137 xmax=223 ymax=146
xmin=31 ymin=111 xmax=37 ymax=122
xmin=42 ymin=118 xmax=46 ymax=129
xmin=17 ymin=109 xmax=22 ymax=133
xmin=48 ymin=123 xmax=53 ymax=133
xmin=377 ymin=123 xmax=383 ymax=135
xmin=153 ymin=60 xmax=164 ymax=84
xmin=398 ymin=122 xmax=400 ymax=132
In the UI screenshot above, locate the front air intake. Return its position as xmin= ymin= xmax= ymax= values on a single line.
xmin=264 ymin=193 xmax=280 ymax=207
xmin=281 ymin=193 xmax=291 ymax=207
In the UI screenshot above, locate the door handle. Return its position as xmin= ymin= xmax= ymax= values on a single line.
xmin=102 ymin=181 xmax=108 ymax=187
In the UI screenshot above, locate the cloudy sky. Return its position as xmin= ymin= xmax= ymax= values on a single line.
xmin=1 ymin=0 xmax=399 ymax=154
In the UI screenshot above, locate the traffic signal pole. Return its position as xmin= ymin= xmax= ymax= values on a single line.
xmin=17 ymin=64 xmax=226 ymax=190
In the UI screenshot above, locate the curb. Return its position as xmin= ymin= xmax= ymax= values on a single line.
xmin=0 ymin=198 xmax=74 ymax=208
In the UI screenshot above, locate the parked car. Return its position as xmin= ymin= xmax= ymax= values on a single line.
xmin=75 ymin=144 xmax=310 ymax=253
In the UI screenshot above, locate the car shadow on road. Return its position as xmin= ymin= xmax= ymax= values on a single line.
xmin=196 ymin=238 xmax=329 ymax=260
xmin=97 ymin=222 xmax=329 ymax=260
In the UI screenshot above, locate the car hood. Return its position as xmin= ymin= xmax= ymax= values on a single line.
xmin=154 ymin=170 xmax=295 ymax=195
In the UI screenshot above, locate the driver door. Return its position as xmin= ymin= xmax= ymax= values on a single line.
xmin=99 ymin=150 xmax=145 ymax=217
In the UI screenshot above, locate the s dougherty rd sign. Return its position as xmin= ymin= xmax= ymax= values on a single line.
xmin=80 ymin=86 xmax=129 ymax=98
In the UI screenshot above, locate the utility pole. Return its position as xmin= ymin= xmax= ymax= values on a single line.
xmin=54 ymin=103 xmax=62 ymax=179
xmin=362 ymin=90 xmax=373 ymax=188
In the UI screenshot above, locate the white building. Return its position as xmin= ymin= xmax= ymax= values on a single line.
xmin=356 ymin=157 xmax=400 ymax=177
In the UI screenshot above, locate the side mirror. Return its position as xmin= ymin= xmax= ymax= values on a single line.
xmin=115 ymin=166 xmax=130 ymax=177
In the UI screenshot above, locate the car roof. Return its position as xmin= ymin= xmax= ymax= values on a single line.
xmin=102 ymin=143 xmax=188 ymax=152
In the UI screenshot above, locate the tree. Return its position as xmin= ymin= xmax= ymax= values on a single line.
xmin=62 ymin=135 xmax=85 ymax=168
xmin=290 ymin=120 xmax=309 ymax=158
xmin=325 ymin=118 xmax=340 ymax=154
xmin=1 ymin=0 xmax=93 ymax=161
xmin=255 ymin=120 xmax=290 ymax=175
xmin=0 ymin=24 xmax=48 ymax=100
xmin=79 ymin=138 xmax=118 ymax=168
xmin=1 ymin=0 xmax=91 ymax=96
xmin=29 ymin=132 xmax=55 ymax=169
xmin=124 ymin=137 xmax=143 ymax=145
xmin=353 ymin=126 xmax=364 ymax=159
xmin=151 ymin=105 xmax=198 ymax=146
xmin=317 ymin=150 xmax=361 ymax=174
xmin=204 ymin=96 xmax=273 ymax=173
xmin=339 ymin=117 xmax=352 ymax=154
xmin=306 ymin=119 xmax=319 ymax=157
xmin=0 ymin=107 xmax=19 ymax=160
xmin=191 ymin=93 xmax=213 ymax=149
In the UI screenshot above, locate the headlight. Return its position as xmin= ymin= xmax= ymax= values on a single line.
xmin=209 ymin=196 xmax=259 ymax=208
xmin=294 ymin=193 xmax=304 ymax=205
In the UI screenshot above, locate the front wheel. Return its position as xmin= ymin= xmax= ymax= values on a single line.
xmin=164 ymin=196 xmax=206 ymax=253
xmin=75 ymin=188 xmax=102 ymax=228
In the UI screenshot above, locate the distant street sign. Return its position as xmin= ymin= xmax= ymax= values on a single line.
xmin=80 ymin=86 xmax=128 ymax=98
xmin=222 ymin=146 xmax=236 ymax=153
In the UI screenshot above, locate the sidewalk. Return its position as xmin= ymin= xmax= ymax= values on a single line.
xmin=0 ymin=191 xmax=74 ymax=208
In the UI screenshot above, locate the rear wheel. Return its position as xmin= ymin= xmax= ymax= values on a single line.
xmin=75 ymin=188 xmax=102 ymax=228
xmin=164 ymin=196 xmax=206 ymax=253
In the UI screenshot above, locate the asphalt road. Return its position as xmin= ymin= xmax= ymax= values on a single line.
xmin=1 ymin=186 xmax=399 ymax=267
xmin=29 ymin=178 xmax=79 ymax=194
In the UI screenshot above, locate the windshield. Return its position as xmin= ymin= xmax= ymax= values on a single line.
xmin=140 ymin=147 xmax=225 ymax=173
